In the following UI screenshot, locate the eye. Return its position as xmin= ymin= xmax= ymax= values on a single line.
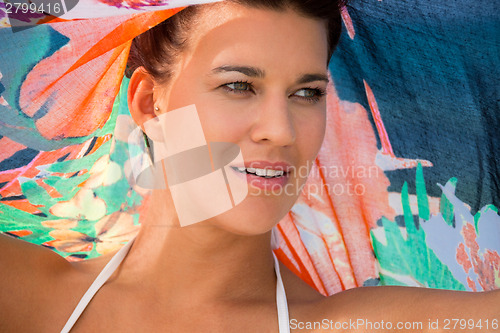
xmin=221 ymin=81 xmax=254 ymax=94
xmin=292 ymin=88 xmax=326 ymax=103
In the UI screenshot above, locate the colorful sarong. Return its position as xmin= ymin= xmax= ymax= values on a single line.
xmin=1 ymin=0 xmax=498 ymax=295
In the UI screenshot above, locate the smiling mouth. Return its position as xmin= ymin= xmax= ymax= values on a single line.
xmin=231 ymin=167 xmax=287 ymax=179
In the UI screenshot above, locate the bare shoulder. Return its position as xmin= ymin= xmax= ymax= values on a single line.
xmin=0 ymin=233 xmax=108 ymax=332
xmin=0 ymin=233 xmax=74 ymax=294
xmin=328 ymin=285 xmax=500 ymax=316
xmin=297 ymin=285 xmax=500 ymax=332
xmin=279 ymin=263 xmax=499 ymax=333
xmin=278 ymin=262 xmax=339 ymax=329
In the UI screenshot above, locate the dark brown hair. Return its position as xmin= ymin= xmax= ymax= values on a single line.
xmin=126 ymin=0 xmax=346 ymax=83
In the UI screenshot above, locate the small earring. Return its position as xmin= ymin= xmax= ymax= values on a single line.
xmin=154 ymin=106 xmax=159 ymax=111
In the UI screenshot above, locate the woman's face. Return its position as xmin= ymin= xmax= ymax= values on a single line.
xmin=151 ymin=3 xmax=328 ymax=235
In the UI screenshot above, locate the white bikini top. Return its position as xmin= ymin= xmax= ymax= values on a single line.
xmin=60 ymin=238 xmax=290 ymax=333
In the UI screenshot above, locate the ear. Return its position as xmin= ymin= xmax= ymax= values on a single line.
xmin=128 ymin=67 xmax=157 ymax=131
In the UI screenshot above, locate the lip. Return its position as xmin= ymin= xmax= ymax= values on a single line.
xmin=232 ymin=160 xmax=293 ymax=172
xmin=230 ymin=160 xmax=292 ymax=191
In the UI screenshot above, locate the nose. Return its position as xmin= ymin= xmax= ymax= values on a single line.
xmin=249 ymin=93 xmax=296 ymax=146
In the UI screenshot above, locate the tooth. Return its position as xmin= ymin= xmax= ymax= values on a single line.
xmin=247 ymin=167 xmax=256 ymax=174
xmin=275 ymin=170 xmax=284 ymax=177
xmin=266 ymin=169 xmax=277 ymax=177
xmin=237 ymin=167 xmax=246 ymax=172
xmin=255 ymin=169 xmax=266 ymax=176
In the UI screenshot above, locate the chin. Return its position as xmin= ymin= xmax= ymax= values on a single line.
xmin=203 ymin=195 xmax=295 ymax=236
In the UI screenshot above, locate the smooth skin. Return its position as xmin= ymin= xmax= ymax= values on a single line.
xmin=1 ymin=3 xmax=498 ymax=332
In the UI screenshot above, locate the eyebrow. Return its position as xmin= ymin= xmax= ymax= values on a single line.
xmin=296 ymin=73 xmax=329 ymax=84
xmin=210 ymin=65 xmax=329 ymax=84
xmin=211 ymin=65 xmax=265 ymax=78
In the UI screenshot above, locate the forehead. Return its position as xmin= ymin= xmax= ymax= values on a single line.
xmin=181 ymin=3 xmax=329 ymax=75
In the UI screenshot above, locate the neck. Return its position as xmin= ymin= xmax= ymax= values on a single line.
xmin=118 ymin=190 xmax=277 ymax=306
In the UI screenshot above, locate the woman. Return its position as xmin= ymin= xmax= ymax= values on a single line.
xmin=0 ymin=0 xmax=498 ymax=332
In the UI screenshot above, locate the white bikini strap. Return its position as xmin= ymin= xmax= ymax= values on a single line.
xmin=60 ymin=238 xmax=136 ymax=333
xmin=273 ymin=252 xmax=290 ymax=333
xmin=61 ymin=239 xmax=290 ymax=333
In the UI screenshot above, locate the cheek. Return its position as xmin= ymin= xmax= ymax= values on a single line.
xmin=197 ymin=100 xmax=250 ymax=143
xmin=296 ymin=109 xmax=326 ymax=159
